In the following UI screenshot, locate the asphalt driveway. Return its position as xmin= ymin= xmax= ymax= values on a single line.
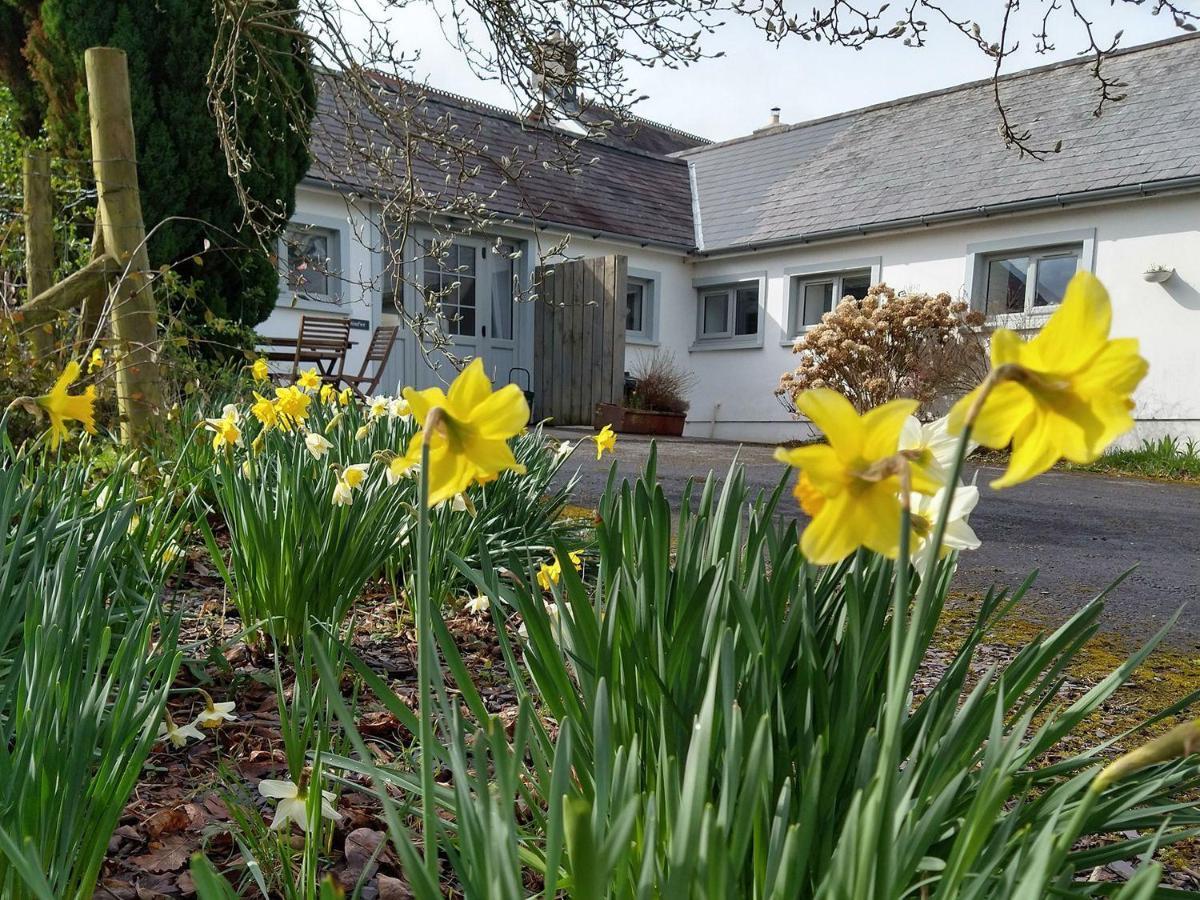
xmin=548 ymin=429 xmax=1200 ymax=648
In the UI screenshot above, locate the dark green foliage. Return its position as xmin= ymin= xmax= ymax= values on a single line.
xmin=10 ymin=0 xmax=315 ymax=328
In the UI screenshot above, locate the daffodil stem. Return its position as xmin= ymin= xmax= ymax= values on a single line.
xmin=416 ymin=409 xmax=439 ymax=882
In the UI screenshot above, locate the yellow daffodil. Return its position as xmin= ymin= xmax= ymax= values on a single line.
xmin=536 ymin=559 xmax=562 ymax=590
xmin=34 ymin=361 xmax=97 ymax=449
xmin=592 ymin=424 xmax=616 ymax=460
xmin=205 ymin=413 xmax=241 ymax=451
xmin=394 ymin=359 xmax=530 ymax=506
xmin=274 ymin=385 xmax=312 ymax=428
xmin=338 ymin=387 xmax=354 ymax=406
xmin=950 ymin=272 xmax=1148 ymax=489
xmin=250 ymin=392 xmax=279 ymax=430
xmin=160 ymin=542 xmax=184 ymax=565
xmin=251 ymin=358 xmax=270 ymax=382
xmin=305 ymin=432 xmax=333 ymax=459
xmin=194 ymin=692 xmax=236 ymax=729
xmin=297 ymin=368 xmax=322 ymax=391
xmin=157 ymin=712 xmax=204 ymax=748
xmin=775 ymin=389 xmax=943 ymax=565
xmin=258 ymin=777 xmax=342 ymax=833
xmin=88 ymin=348 xmax=104 ymax=374
xmin=319 ymin=383 xmax=336 ymax=404
xmin=355 ymin=423 xmax=372 ymax=441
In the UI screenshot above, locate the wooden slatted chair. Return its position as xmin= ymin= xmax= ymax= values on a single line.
xmin=338 ymin=325 xmax=400 ymax=398
xmin=291 ymin=314 xmax=352 ymax=384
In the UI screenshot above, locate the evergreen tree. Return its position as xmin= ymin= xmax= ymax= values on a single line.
xmin=5 ymin=0 xmax=315 ymax=327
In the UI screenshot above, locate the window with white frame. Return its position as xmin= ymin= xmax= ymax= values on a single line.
xmin=980 ymin=244 xmax=1082 ymax=317
xmin=788 ymin=268 xmax=872 ymax=335
xmin=697 ymin=281 xmax=760 ymax=342
xmin=285 ymin=225 xmax=340 ymax=300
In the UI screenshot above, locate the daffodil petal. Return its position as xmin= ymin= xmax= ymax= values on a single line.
xmin=992 ymin=412 xmax=1061 ymax=489
xmin=800 ymin=492 xmax=862 ymax=565
xmin=775 ymin=444 xmax=846 ymax=495
xmin=795 ymin=389 xmax=864 ymax=459
xmin=1027 ymin=271 xmax=1111 ymax=373
xmin=446 ymin=358 xmax=492 ymax=409
xmin=258 ymin=779 xmax=299 ymax=800
xmin=469 ymin=383 xmax=530 ymax=439
xmin=861 ymin=398 xmax=919 ymax=461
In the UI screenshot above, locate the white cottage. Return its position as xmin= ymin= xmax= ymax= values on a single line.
xmin=263 ymin=33 xmax=1200 ymax=444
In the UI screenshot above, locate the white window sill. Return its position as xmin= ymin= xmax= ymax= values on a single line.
xmin=626 ymin=334 xmax=659 ymax=347
xmin=984 ymin=307 xmax=1057 ymax=330
xmin=689 ymin=335 xmax=764 ymax=352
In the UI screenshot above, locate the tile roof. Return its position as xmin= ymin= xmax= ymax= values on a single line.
xmin=307 ymin=74 xmax=703 ymax=249
xmin=680 ymin=33 xmax=1200 ymax=253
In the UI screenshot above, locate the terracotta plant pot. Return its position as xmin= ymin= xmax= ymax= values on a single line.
xmin=593 ymin=402 xmax=687 ymax=437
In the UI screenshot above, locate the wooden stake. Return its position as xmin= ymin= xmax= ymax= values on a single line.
xmin=22 ymin=147 xmax=54 ymax=353
xmin=85 ymin=46 xmax=164 ymax=444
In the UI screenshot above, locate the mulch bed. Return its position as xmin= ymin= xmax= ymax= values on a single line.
xmin=96 ymin=554 xmax=1200 ymax=897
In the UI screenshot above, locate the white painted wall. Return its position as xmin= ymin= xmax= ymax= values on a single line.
xmin=275 ymin=186 xmax=1200 ymax=449
xmin=658 ymin=192 xmax=1200 ymax=445
xmin=258 ymin=185 xmax=381 ymax=379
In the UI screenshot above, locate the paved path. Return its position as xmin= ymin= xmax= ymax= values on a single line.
xmin=549 ymin=429 xmax=1200 ymax=648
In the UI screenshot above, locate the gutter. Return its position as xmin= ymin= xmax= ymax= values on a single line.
xmin=692 ymin=176 xmax=1200 ymax=259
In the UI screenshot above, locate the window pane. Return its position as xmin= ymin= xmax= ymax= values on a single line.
xmin=802 ymin=281 xmax=834 ymax=328
xmin=1034 ymin=254 xmax=1078 ymax=307
xmin=626 ymin=282 xmax=645 ymax=333
xmin=840 ymin=271 xmax=872 ymax=301
xmin=985 ymin=256 xmax=1028 ymax=316
xmin=702 ymin=291 xmax=728 ymax=334
xmin=288 ymin=230 xmax=331 ymax=295
xmin=491 ymin=247 xmax=515 ymax=340
xmin=734 ymin=286 xmax=758 ymax=336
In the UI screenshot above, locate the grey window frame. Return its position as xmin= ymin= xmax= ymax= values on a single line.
xmin=280 ymin=220 xmax=344 ymax=308
xmin=787 ymin=267 xmax=874 ymax=337
xmin=691 ymin=271 xmax=766 ymax=351
xmin=965 ymin=229 xmax=1096 ymax=324
xmin=626 ymin=268 xmax=659 ymax=345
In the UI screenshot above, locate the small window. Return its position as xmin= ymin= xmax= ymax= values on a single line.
xmin=788 ymin=268 xmax=872 ymax=335
xmin=697 ymin=281 xmax=761 ymax=342
xmin=982 ymin=246 xmax=1081 ymax=317
xmin=286 ymin=225 xmax=340 ymax=298
xmin=626 ymin=280 xmax=646 ymax=333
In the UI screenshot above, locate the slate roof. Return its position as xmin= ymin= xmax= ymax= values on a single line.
xmin=680 ymin=33 xmax=1200 ymax=253
xmin=307 ymin=74 xmax=703 ymax=248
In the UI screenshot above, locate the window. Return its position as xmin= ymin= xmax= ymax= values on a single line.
xmin=788 ymin=268 xmax=872 ymax=335
xmin=490 ymin=242 xmax=518 ymax=341
xmin=697 ymin=281 xmax=760 ymax=341
xmin=423 ymin=241 xmax=478 ymax=337
xmin=285 ymin=225 xmax=339 ymax=299
xmin=981 ymin=245 xmax=1081 ymax=317
xmin=626 ymin=280 xmax=646 ymax=333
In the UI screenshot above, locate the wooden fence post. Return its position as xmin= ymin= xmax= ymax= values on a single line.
xmin=22 ymin=147 xmax=54 ymax=353
xmin=85 ymin=46 xmax=163 ymax=445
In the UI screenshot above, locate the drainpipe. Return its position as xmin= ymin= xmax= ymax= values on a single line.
xmin=710 ymin=403 xmax=721 ymax=439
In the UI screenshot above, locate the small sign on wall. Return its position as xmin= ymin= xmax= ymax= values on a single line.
xmin=348 ymin=318 xmax=370 ymax=331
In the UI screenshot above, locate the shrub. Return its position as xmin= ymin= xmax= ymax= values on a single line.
xmin=777 ymin=284 xmax=987 ymax=419
xmin=626 ymin=349 xmax=696 ymax=414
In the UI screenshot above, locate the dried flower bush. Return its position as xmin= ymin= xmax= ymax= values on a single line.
xmin=777 ymin=284 xmax=988 ymax=419
xmin=627 ymin=350 xmax=697 ymax=415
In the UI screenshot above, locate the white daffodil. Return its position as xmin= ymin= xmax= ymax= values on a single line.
xmin=160 ymin=542 xmax=184 ymax=565
xmin=194 ymin=692 xmax=237 ymax=729
xmin=465 ymin=595 xmax=490 ymax=615
xmin=900 ymin=414 xmax=977 ymax=483
xmin=386 ymin=457 xmax=417 ymax=486
xmin=909 ymin=484 xmax=982 ymax=575
xmin=554 ymin=440 xmax=574 ymax=460
xmin=367 ymin=396 xmax=390 ymax=419
xmin=157 ymin=713 xmax=205 ymax=748
xmin=221 ymin=403 xmax=241 ymax=423
xmin=342 ymin=463 xmax=369 ymax=489
xmin=305 ymin=432 xmax=333 ymax=459
xmin=388 ymin=397 xmax=410 ymax=419
xmin=332 ymin=478 xmax=354 ymax=506
xmin=354 ymin=423 xmax=373 ymax=441
xmin=259 ymin=778 xmax=342 ymax=833
xmin=93 ymin=485 xmax=111 ymax=510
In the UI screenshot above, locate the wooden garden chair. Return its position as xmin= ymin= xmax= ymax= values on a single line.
xmin=261 ymin=314 xmax=353 ymax=384
xmin=338 ymin=325 xmax=400 ymax=398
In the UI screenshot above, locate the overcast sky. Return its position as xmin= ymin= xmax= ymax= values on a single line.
xmin=355 ymin=3 xmax=1189 ymax=141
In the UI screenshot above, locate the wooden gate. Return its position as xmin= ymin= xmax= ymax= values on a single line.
xmin=533 ymin=255 xmax=627 ymax=425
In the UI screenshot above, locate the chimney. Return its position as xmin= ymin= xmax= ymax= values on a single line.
xmin=530 ymin=32 xmax=579 ymax=115
xmin=753 ymin=107 xmax=784 ymax=134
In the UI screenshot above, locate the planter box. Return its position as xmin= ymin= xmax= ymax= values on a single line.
xmin=593 ymin=402 xmax=686 ymax=437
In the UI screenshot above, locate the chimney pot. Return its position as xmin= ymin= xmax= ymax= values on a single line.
xmin=769 ymin=107 xmax=781 ymax=126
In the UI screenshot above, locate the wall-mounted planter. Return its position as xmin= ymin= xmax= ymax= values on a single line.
xmin=1143 ymin=267 xmax=1174 ymax=284
xmin=593 ymin=402 xmax=686 ymax=437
